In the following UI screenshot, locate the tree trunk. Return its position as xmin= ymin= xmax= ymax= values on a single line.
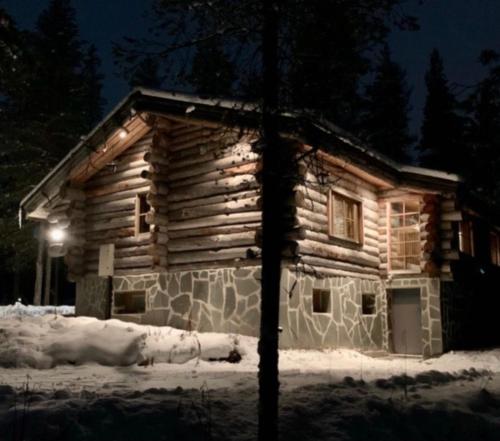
xmin=259 ymin=1 xmax=282 ymax=440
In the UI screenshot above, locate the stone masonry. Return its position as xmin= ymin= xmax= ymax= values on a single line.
xmin=76 ymin=268 xmax=443 ymax=357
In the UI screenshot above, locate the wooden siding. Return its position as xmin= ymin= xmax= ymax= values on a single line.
xmin=293 ymin=154 xmax=381 ymax=279
xmin=148 ymin=119 xmax=261 ymax=271
xmin=82 ymin=133 xmax=153 ymax=275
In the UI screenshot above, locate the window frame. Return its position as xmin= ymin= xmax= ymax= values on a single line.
xmin=135 ymin=193 xmax=151 ymax=237
xmin=361 ymin=293 xmax=377 ymax=316
xmin=312 ymin=289 xmax=331 ymax=314
xmin=387 ymin=197 xmax=422 ymax=274
xmin=113 ymin=290 xmax=146 ymax=315
xmin=459 ymin=220 xmax=475 ymax=257
xmin=328 ymin=189 xmax=364 ymax=245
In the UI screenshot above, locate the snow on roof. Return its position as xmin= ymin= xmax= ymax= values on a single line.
xmin=19 ymin=87 xmax=462 ymax=221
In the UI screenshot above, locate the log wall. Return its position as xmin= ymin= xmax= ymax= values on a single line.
xmin=156 ymin=120 xmax=261 ymax=271
xmin=83 ymin=131 xmax=153 ymax=275
xmin=293 ymin=154 xmax=381 ymax=278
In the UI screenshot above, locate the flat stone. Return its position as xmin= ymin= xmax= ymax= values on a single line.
xmin=224 ymin=287 xmax=236 ymax=320
xmin=247 ymin=294 xmax=259 ymax=309
xmin=168 ymin=276 xmax=180 ymax=297
xmin=198 ymin=312 xmax=212 ymax=332
xmin=141 ymin=309 xmax=169 ymax=326
xmin=171 ymin=294 xmax=191 ymax=315
xmin=153 ymin=292 xmax=169 ymax=308
xmin=243 ymin=308 xmax=260 ymax=329
xmin=235 ymin=277 xmax=260 ymax=297
xmin=180 ymin=273 xmax=192 ymax=293
xmin=210 ymin=278 xmax=224 ymax=309
xmin=234 ymin=268 xmax=250 ymax=278
xmin=288 ymin=279 xmax=300 ymax=309
xmin=193 ymin=280 xmax=209 ymax=303
xmin=159 ymin=274 xmax=167 ymax=290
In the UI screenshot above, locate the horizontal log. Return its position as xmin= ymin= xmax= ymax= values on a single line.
xmin=146 ymin=212 xmax=168 ymax=226
xmin=297 ymin=239 xmax=379 ymax=268
xmin=150 ymin=182 xmax=169 ymax=195
xmin=168 ymin=246 xmax=259 ymax=265
xmin=86 ymin=227 xmax=136 ymax=242
xmin=86 ymin=166 xmax=148 ymax=188
xmin=169 ymin=196 xmax=259 ymax=222
xmin=86 ymin=186 xmax=149 ymax=205
xmin=441 ymin=211 xmax=462 ymax=222
xmin=59 ymin=186 xmax=85 ymax=202
xmin=167 ymin=223 xmax=261 ymax=240
xmin=169 ymin=162 xmax=258 ymax=189
xmin=168 ymin=211 xmax=261 ymax=231
xmin=85 ymin=197 xmax=136 ymax=215
xmin=167 ymin=175 xmax=258 ymax=202
xmin=86 ymin=215 xmax=135 ymax=232
xmin=86 ymin=178 xmax=148 ymax=199
xmin=168 ymin=190 xmax=259 ymax=212
xmin=168 ymin=258 xmax=261 ymax=273
xmin=168 ymin=153 xmax=258 ymax=182
xmin=144 ymin=151 xmax=169 ymax=166
xmin=168 ymin=231 xmax=256 ymax=252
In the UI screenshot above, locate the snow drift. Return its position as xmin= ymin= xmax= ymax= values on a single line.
xmin=0 ymin=302 xmax=74 ymax=318
xmin=0 ymin=314 xmax=244 ymax=369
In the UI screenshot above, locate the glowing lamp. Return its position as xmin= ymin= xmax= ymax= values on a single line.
xmin=118 ymin=127 xmax=129 ymax=140
xmin=48 ymin=227 xmax=66 ymax=243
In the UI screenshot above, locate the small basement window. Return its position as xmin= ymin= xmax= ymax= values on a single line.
xmin=312 ymin=289 xmax=331 ymax=313
xmin=113 ymin=291 xmax=146 ymax=315
xmin=135 ymin=193 xmax=150 ymax=236
xmin=362 ymin=293 xmax=376 ymax=315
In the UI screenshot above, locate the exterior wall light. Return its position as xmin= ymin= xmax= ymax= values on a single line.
xmin=48 ymin=227 xmax=66 ymax=243
xmin=118 ymin=127 xmax=129 ymax=140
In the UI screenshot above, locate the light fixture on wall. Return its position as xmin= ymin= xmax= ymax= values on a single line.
xmin=118 ymin=127 xmax=129 ymax=140
xmin=47 ymin=227 xmax=66 ymax=244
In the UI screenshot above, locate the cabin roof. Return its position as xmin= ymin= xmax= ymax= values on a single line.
xmin=19 ymin=87 xmax=461 ymax=221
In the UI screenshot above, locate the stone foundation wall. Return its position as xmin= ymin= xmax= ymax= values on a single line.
xmin=75 ymin=275 xmax=109 ymax=319
xmin=110 ymin=268 xmax=262 ymax=335
xmin=386 ymin=277 xmax=442 ymax=357
xmin=75 ymin=269 xmax=444 ymax=356
xmin=279 ymin=268 xmax=388 ymax=351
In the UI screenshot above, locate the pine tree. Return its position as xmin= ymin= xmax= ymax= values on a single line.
xmin=129 ymin=56 xmax=162 ymax=89
xmin=464 ymin=53 xmax=500 ymax=204
xmin=80 ymin=44 xmax=105 ymax=131
xmin=28 ymin=0 xmax=86 ymax=160
xmin=418 ymin=49 xmax=465 ymax=172
xmin=361 ymin=45 xmax=413 ymax=162
xmin=186 ymin=39 xmax=235 ymax=96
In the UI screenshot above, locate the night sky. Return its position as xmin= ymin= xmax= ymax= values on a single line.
xmin=2 ymin=0 xmax=500 ymax=135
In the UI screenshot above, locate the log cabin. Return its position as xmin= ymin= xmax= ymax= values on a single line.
xmin=19 ymin=88 xmax=500 ymax=357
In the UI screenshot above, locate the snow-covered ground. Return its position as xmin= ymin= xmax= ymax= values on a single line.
xmin=0 ymin=301 xmax=74 ymax=318
xmin=0 ymin=306 xmax=499 ymax=440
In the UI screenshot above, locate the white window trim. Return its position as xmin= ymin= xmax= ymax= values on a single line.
xmin=386 ymin=198 xmax=422 ymax=274
xmin=328 ymin=188 xmax=364 ymax=245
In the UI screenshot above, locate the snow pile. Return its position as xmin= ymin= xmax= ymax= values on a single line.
xmin=0 ymin=302 xmax=74 ymax=318
xmin=0 ymin=315 xmax=244 ymax=369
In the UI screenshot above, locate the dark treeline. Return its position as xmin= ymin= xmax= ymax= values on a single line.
xmin=1 ymin=0 xmax=500 ymax=303
xmin=0 ymin=0 xmax=104 ymax=303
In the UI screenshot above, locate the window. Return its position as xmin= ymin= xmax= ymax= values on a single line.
xmin=362 ymin=294 xmax=376 ymax=315
xmin=113 ymin=291 xmax=146 ymax=314
xmin=490 ymin=232 xmax=500 ymax=265
xmin=459 ymin=220 xmax=475 ymax=256
xmin=135 ymin=193 xmax=150 ymax=236
xmin=389 ymin=199 xmax=420 ymax=271
xmin=312 ymin=289 xmax=330 ymax=313
xmin=328 ymin=191 xmax=363 ymax=243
